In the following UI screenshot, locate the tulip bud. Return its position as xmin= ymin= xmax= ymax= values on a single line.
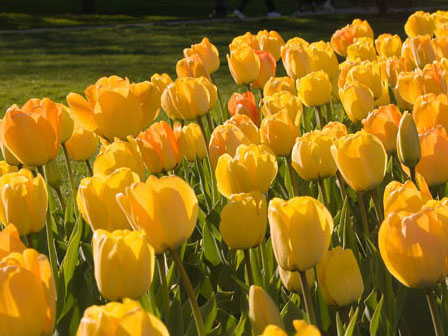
xmin=77 ymin=299 xmax=169 ymax=336
xmin=405 ymin=10 xmax=435 ymax=38
xmin=219 ymin=191 xmax=267 ymax=249
xmin=263 ymin=76 xmax=296 ymax=97
xmin=0 ymin=169 xmax=48 ymax=236
xmin=117 ymin=175 xmax=198 ymax=254
xmin=397 ymin=111 xmax=421 ymax=169
xmin=249 ymin=285 xmax=284 ymax=335
xmin=383 ymin=180 xmax=431 ymax=216
xmin=0 ymin=223 xmax=26 ymax=260
xmin=260 ymin=111 xmax=298 ymax=156
xmin=297 ymin=70 xmax=332 ymax=107
xmin=227 ymin=46 xmax=261 ymax=85
xmin=93 ymin=229 xmax=155 ymax=301
xmin=278 ymin=266 xmax=315 ymax=294
xmin=268 ymin=196 xmax=333 ymax=271
xmin=316 ymin=247 xmax=364 ymax=307
xmin=174 ymin=122 xmax=207 ymax=162
xmin=65 ymin=123 xmax=99 ymax=161
xmin=0 ymin=249 xmax=56 ymax=336
xmin=43 ymin=160 xmax=63 ymax=190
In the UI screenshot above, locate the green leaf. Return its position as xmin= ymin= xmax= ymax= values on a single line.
xmin=344 ymin=307 xmax=359 ymax=336
xmin=336 ymin=311 xmax=345 ymax=336
xmin=203 ymin=223 xmax=221 ymax=266
xmin=60 ymin=215 xmax=83 ymax=293
xmin=370 ymin=295 xmax=384 ymax=336
xmin=317 ymin=286 xmax=331 ymax=332
xmin=200 ymin=293 xmax=218 ymax=333
xmin=168 ymin=289 xmax=184 ymax=336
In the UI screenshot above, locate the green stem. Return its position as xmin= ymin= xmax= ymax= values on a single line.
xmin=426 ymin=288 xmax=443 ymax=336
xmin=195 ymin=159 xmax=211 ymax=211
xmin=441 ymin=281 xmax=448 ymax=325
xmin=55 ymin=186 xmax=66 ymax=213
xmin=336 ymin=171 xmax=347 ymax=200
xmin=244 ymin=249 xmax=255 ymax=286
xmin=410 ymin=166 xmax=417 ymax=187
xmin=246 ymin=83 xmax=252 ymax=92
xmin=157 ymin=254 xmax=171 ymax=320
xmin=318 ymin=179 xmax=328 ymax=208
xmin=61 ymin=143 xmax=77 ymax=197
xmin=299 ymin=269 xmax=317 ymax=325
xmin=211 ymin=74 xmax=226 ymax=124
xmin=206 ymin=112 xmax=215 ymax=135
xmin=259 ymin=238 xmax=270 ymax=287
xmin=85 ymin=159 xmax=93 ymax=176
xmin=356 ymin=192 xmax=370 ymax=237
xmin=197 ymin=117 xmax=209 ymax=147
xmin=315 ymin=106 xmax=323 ymax=129
xmin=370 ymin=189 xmax=384 ymax=224
xmin=170 ymin=248 xmax=205 ymax=336
xmin=286 ymin=156 xmax=298 ymax=197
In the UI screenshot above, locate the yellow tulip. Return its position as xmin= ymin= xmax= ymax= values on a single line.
xmin=249 ymin=285 xmax=285 ymax=335
xmin=227 ymin=46 xmax=261 ymax=85
xmin=225 ymin=114 xmax=260 ymax=144
xmin=253 ymin=50 xmax=277 ymax=90
xmin=397 ymin=111 xmax=421 ymax=169
xmin=281 ymin=44 xmax=312 ymax=80
xmin=0 ymin=249 xmax=55 ymax=336
xmin=308 ymin=41 xmax=339 ymax=80
xmin=316 ymin=247 xmax=364 ymax=307
xmin=67 ymin=75 xmax=160 ymax=141
xmin=92 ymin=229 xmax=155 ymax=301
xmin=413 ymin=93 xmax=448 ymax=132
xmin=375 ymin=34 xmax=402 ymax=58
xmin=260 ymin=111 xmax=298 ymax=156
xmin=0 ymin=224 xmax=26 ymax=260
xmin=174 ymin=122 xmax=207 ymax=162
xmin=362 ymin=104 xmax=402 ymax=153
xmin=263 ymin=76 xmax=296 ymax=97
xmin=65 ymin=123 xmax=99 ymax=161
xmin=260 ymin=325 xmax=288 ymax=336
xmin=401 ymin=35 xmax=437 ymax=70
xmin=130 ymin=121 xmax=180 ymax=174
xmin=219 ymin=191 xmax=266 ymax=249
xmin=321 ymin=121 xmax=348 ymax=139
xmin=378 ymin=56 xmax=406 ymax=87
xmin=331 ymin=131 xmax=387 ymax=192
xmin=345 ymin=60 xmax=382 ymax=99
xmin=261 ymin=91 xmax=303 ymax=129
xmin=379 ymin=208 xmax=448 ymax=288
xmin=58 ymin=103 xmax=74 ymax=143
xmin=351 ymin=18 xmax=374 ymax=40
xmin=337 ymin=59 xmax=359 ymax=90
xmin=161 ymin=77 xmax=212 ymax=120
xmin=197 ymin=76 xmax=218 ymax=110
xmin=209 ymin=123 xmax=252 ymax=167
xmin=0 ymin=132 xmax=20 ymax=166
xmin=0 ymin=99 xmax=60 ymax=166
xmin=0 ymin=160 xmax=17 ymax=176
xmin=292 ymin=320 xmax=322 ymax=336
xmin=435 ymin=23 xmax=448 ymax=38
xmin=0 ymin=169 xmax=47 ymax=236
xmin=117 ymin=175 xmax=198 ymax=254
xmin=77 ymin=299 xmax=169 ymax=336
xmin=229 ymin=32 xmax=259 ymax=52
xmin=331 ymin=25 xmax=355 ymax=57
xmin=278 ymin=266 xmax=315 ymax=294
xmin=374 ymin=81 xmax=391 ymax=107
xmin=347 ymin=37 xmax=377 ymax=61
xmin=297 ymin=70 xmax=332 ymax=107
xmin=150 ymin=73 xmax=173 ymax=94
xmin=176 ymin=54 xmax=210 ymax=80
xmin=93 ymin=139 xmax=145 ymax=180
xmin=405 ymin=10 xmax=435 ymax=37
xmin=383 ymin=180 xmax=431 ymax=217
xmin=184 ymin=37 xmax=220 ymax=74
xmin=256 ymin=30 xmax=285 ymax=62
xmin=77 ymin=167 xmax=140 ymax=231
xmin=433 ymin=10 xmax=448 ymax=26
xmin=433 ymin=36 xmax=448 ymax=59
xmin=339 ymin=83 xmax=375 ymax=123
xmin=268 ymin=196 xmax=333 ymax=271
xmin=215 ymin=144 xmax=278 ymax=198
xmin=416 ymin=125 xmax=448 ymax=186
xmin=292 ymin=130 xmax=337 ymax=181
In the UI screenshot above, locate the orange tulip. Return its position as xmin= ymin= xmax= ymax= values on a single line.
xmin=253 ymin=50 xmax=277 ymax=90
xmin=176 ymin=54 xmax=210 ymax=80
xmin=375 ymin=34 xmax=402 ymax=58
xmin=227 ymin=91 xmax=259 ymax=125
xmin=183 ymin=37 xmax=220 ymax=74
xmin=401 ymin=36 xmax=436 ymax=70
xmin=413 ymin=93 xmax=448 ymax=132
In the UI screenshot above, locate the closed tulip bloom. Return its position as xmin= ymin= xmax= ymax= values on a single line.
xmin=433 ymin=10 xmax=448 ymax=26
xmin=322 ymin=121 xmax=348 ymax=139
xmin=347 ymin=37 xmax=377 ymax=61
xmin=227 ymin=91 xmax=259 ymax=125
xmin=397 ymin=111 xmax=421 ymax=169
xmin=216 ymin=144 xmax=278 ymax=198
xmin=405 ymin=11 xmax=435 ymax=37
xmin=0 ymin=100 xmax=60 ymax=166
xmin=278 ymin=266 xmax=315 ymax=294
xmin=401 ymin=36 xmax=437 ymax=70
xmin=93 ymin=229 xmax=155 ymax=301
xmin=161 ymin=77 xmax=211 ymax=120
xmin=337 ymin=60 xmax=359 ymax=90
xmin=219 ymin=191 xmax=267 ymax=249
xmin=225 ymin=114 xmax=260 ymax=144
xmin=77 ymin=299 xmax=169 ymax=336
xmin=184 ymin=37 xmax=220 ymax=74
xmin=261 ymin=325 xmax=288 ymax=336
xmin=351 ymin=18 xmax=374 ymax=39
xmin=57 ymin=103 xmax=74 ymax=143
xmin=269 ymin=196 xmax=333 ymax=271
xmin=131 ymin=121 xmax=180 ymax=174
xmin=331 ymin=131 xmax=387 ymax=192
xmin=375 ymin=34 xmax=402 ymax=58
xmin=253 ymin=50 xmax=277 ymax=90
xmin=383 ymin=180 xmax=431 ymax=216
xmin=174 ymin=122 xmax=207 ymax=162
xmin=435 ymin=23 xmax=448 ymax=38
xmin=379 ymin=208 xmax=448 ymax=288
xmin=256 ymin=30 xmax=285 ymax=62
xmin=117 ymin=175 xmax=198 ymax=254
xmin=67 ymin=76 xmax=161 ymax=141
xmin=197 ymin=76 xmax=218 ymax=111
xmin=316 ymin=247 xmax=364 ymax=307
xmin=249 ymin=285 xmax=285 ymax=335
xmin=263 ymin=76 xmax=296 ymax=96
xmin=0 ymin=224 xmax=26 ymax=260
xmin=0 ymin=132 xmax=20 ymax=166
xmin=176 ymin=54 xmax=210 ymax=80
xmin=281 ymin=44 xmax=313 ymax=80
xmin=339 ymin=83 xmax=375 ymax=123
xmin=150 ymin=73 xmax=173 ymax=94
xmin=227 ymin=46 xmax=261 ymax=85
xmin=261 ymin=91 xmax=303 ymax=129
xmin=413 ymin=93 xmax=448 ymax=132
xmin=374 ymin=81 xmax=391 ymax=107
xmin=0 ymin=249 xmax=55 ymax=336
xmin=209 ymin=123 xmax=252 ymax=167
xmin=293 ymin=320 xmax=322 ymax=336
xmin=331 ymin=25 xmax=355 ymax=57
xmin=65 ymin=123 xmax=99 ymax=161
xmin=416 ymin=125 xmax=448 ymax=186
xmin=433 ymin=36 xmax=448 ymax=59
xmin=0 ymin=160 xmax=17 ymax=176
xmin=345 ymin=60 xmax=382 ymax=99
xmin=229 ymin=32 xmax=259 ymax=52
xmin=308 ymin=41 xmax=339 ymax=80
xmin=93 ymin=139 xmax=145 ymax=180
xmin=378 ymin=56 xmax=406 ymax=88
xmin=297 ymin=70 xmax=332 ymax=107
xmin=292 ymin=131 xmax=337 ymax=181
xmin=362 ymin=104 xmax=402 ymax=153
xmin=77 ymin=168 xmax=140 ymax=231
xmin=260 ymin=111 xmax=298 ymax=156
xmin=282 ymin=37 xmax=309 ymax=53
xmin=396 ymin=71 xmax=426 ymax=105
xmin=0 ymin=169 xmax=47 ymax=236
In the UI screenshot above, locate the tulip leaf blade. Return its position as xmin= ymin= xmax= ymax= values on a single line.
xmin=336 ymin=311 xmax=345 ymax=336
xmin=203 ymin=222 xmax=221 ymax=266
xmin=344 ymin=307 xmax=359 ymax=336
xmin=370 ymin=294 xmax=384 ymax=336
xmin=60 ymin=214 xmax=83 ymax=294
xmin=200 ymin=293 xmax=218 ymax=333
